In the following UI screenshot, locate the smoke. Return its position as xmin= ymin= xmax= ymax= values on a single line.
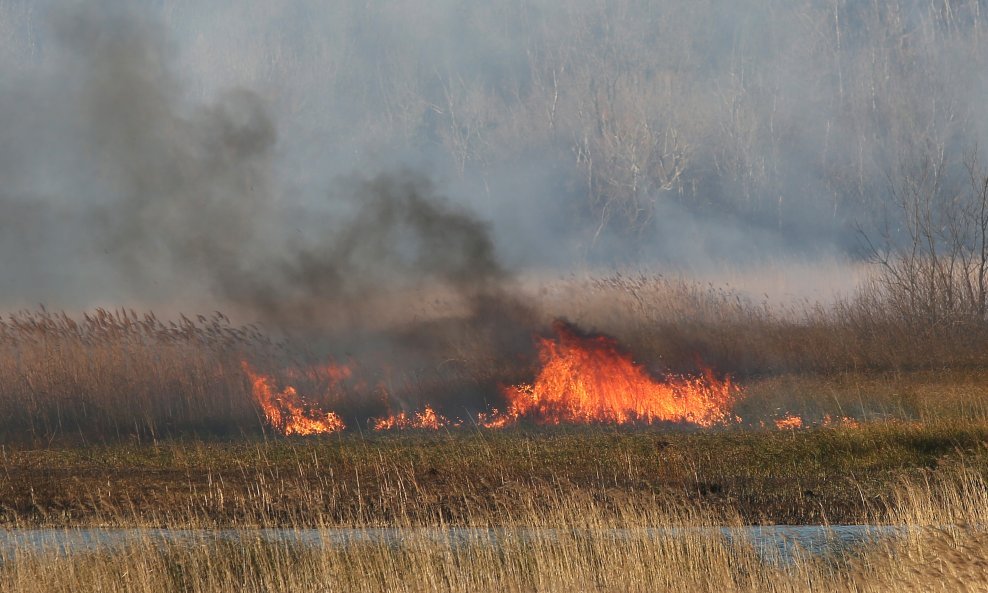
xmin=54 ymin=7 xmax=279 ymax=308
xmin=0 ymin=5 xmax=540 ymax=419
xmin=0 ymin=4 xmax=528 ymax=340
xmin=7 ymin=1 xmax=988 ymax=422
xmin=4 ymin=1 xmax=988 ymax=314
xmin=227 ymin=172 xmax=512 ymax=328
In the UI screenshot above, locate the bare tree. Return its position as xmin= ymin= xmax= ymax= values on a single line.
xmin=863 ymin=147 xmax=988 ymax=327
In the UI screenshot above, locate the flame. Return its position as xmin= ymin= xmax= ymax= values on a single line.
xmin=772 ymin=414 xmax=860 ymax=430
xmin=774 ymin=414 xmax=804 ymax=430
xmin=497 ymin=321 xmax=739 ymax=427
xmin=372 ymin=405 xmax=448 ymax=430
xmin=242 ymin=362 xmax=346 ymax=435
xmin=826 ymin=415 xmax=860 ymax=429
xmin=476 ymin=408 xmax=514 ymax=429
xmin=242 ymin=321 xmax=748 ymax=434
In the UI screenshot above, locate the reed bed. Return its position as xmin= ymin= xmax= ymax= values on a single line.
xmin=3 ymin=275 xmax=988 ymax=589
xmin=0 ymin=308 xmax=271 ymax=442
xmin=2 ymin=466 xmax=987 ymax=592
xmin=4 ymin=272 xmax=988 ymax=442
xmin=541 ymin=272 xmax=988 ymax=376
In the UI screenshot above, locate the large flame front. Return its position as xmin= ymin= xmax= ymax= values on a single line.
xmin=242 ymin=320 xmax=744 ymax=434
xmin=496 ymin=321 xmax=738 ymax=427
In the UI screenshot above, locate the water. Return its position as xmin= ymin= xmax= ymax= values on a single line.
xmin=0 ymin=525 xmax=904 ymax=563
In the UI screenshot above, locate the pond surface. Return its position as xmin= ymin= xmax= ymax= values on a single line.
xmin=0 ymin=525 xmax=905 ymax=563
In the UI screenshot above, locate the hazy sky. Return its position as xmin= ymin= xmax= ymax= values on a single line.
xmin=1 ymin=1 xmax=985 ymax=314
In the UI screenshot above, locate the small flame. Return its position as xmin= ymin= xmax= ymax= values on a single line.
xmin=242 ymin=362 xmax=345 ymax=435
xmin=476 ymin=408 xmax=514 ymax=429
xmin=498 ymin=321 xmax=739 ymax=427
xmin=774 ymin=414 xmax=804 ymax=430
xmin=821 ymin=414 xmax=860 ymax=429
xmin=771 ymin=414 xmax=861 ymax=430
xmin=372 ymin=405 xmax=448 ymax=430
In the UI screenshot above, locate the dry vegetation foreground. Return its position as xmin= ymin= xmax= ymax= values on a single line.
xmin=3 ymin=465 xmax=988 ymax=592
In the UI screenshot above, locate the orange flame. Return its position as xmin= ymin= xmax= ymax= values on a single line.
xmin=242 ymin=362 xmax=346 ymax=435
xmin=497 ymin=321 xmax=739 ymax=427
xmin=476 ymin=408 xmax=514 ymax=429
xmin=774 ymin=414 xmax=804 ymax=430
xmin=372 ymin=405 xmax=448 ymax=430
xmin=771 ymin=414 xmax=861 ymax=430
xmin=243 ymin=321 xmax=748 ymax=434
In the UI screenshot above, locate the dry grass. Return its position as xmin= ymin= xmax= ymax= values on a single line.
xmin=539 ymin=272 xmax=988 ymax=375
xmin=0 ymin=502 xmax=799 ymax=593
xmin=0 ymin=308 xmax=273 ymax=442
xmin=848 ymin=467 xmax=988 ymax=593
xmin=5 ymin=271 xmax=988 ymax=442
xmin=5 ymin=424 xmax=988 ymax=527
xmin=3 ymin=286 xmax=988 ymax=589
xmin=2 ymin=466 xmax=988 ymax=592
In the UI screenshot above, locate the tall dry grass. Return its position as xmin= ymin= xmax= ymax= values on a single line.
xmin=5 ymin=268 xmax=988 ymax=442
xmin=0 ymin=308 xmax=272 ymax=442
xmin=2 ymin=466 xmax=988 ymax=592
xmin=541 ymin=272 xmax=988 ymax=375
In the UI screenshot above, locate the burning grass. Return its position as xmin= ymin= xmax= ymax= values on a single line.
xmin=5 ymin=270 xmax=988 ymax=443
xmin=1 ymin=268 xmax=987 ymax=588
xmin=499 ymin=320 xmax=738 ymax=427
xmin=241 ymin=319 xmax=742 ymax=435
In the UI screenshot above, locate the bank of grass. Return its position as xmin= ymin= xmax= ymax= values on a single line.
xmin=4 ymin=421 xmax=988 ymax=527
xmin=4 ymin=288 xmax=988 ymax=587
xmin=3 ymin=465 xmax=988 ymax=592
xmin=0 ymin=308 xmax=269 ymax=442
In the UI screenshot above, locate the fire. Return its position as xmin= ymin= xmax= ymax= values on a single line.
xmin=372 ymin=405 xmax=448 ymax=430
xmin=825 ymin=415 xmax=860 ymax=429
xmin=476 ymin=408 xmax=514 ymax=429
xmin=498 ymin=321 xmax=739 ymax=427
xmin=774 ymin=414 xmax=804 ymax=430
xmin=242 ymin=362 xmax=346 ymax=435
xmin=772 ymin=414 xmax=860 ymax=430
xmin=242 ymin=320 xmax=748 ymax=434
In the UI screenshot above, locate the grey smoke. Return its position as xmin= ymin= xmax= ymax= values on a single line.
xmin=224 ymin=171 xmax=516 ymax=329
xmin=0 ymin=5 xmax=520 ymax=337
xmin=4 ymin=1 xmax=988 ymax=312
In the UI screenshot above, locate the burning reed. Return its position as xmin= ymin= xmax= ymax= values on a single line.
xmin=242 ymin=319 xmax=742 ymax=436
xmin=6 ymin=271 xmax=988 ymax=443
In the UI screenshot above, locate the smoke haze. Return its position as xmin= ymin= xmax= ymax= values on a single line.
xmin=2 ymin=1 xmax=988 ymax=315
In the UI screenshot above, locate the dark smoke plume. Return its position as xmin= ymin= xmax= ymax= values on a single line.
xmin=231 ymin=172 xmax=514 ymax=329
xmin=31 ymin=5 xmax=539 ymax=417
xmin=31 ymin=5 xmax=531 ymax=343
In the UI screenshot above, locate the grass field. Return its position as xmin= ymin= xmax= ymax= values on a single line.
xmin=3 ymin=420 xmax=988 ymax=527
xmin=4 ymin=274 xmax=988 ymax=589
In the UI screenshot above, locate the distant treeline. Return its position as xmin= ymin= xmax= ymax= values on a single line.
xmin=6 ymin=1 xmax=985 ymax=251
